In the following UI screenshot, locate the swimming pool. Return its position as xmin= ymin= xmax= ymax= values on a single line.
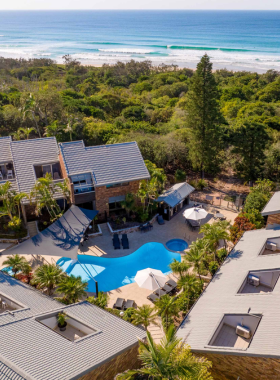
xmin=57 ymin=242 xmax=181 ymax=292
xmin=166 ymin=239 xmax=188 ymax=252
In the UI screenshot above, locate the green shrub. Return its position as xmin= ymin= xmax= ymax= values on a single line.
xmin=217 ymin=248 xmax=228 ymax=264
xmin=175 ymin=169 xmax=186 ymax=182
xmin=209 ymin=261 xmax=219 ymax=277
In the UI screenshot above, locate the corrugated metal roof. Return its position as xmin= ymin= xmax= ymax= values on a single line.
xmin=156 ymin=182 xmax=195 ymax=208
xmin=261 ymin=191 xmax=280 ymax=216
xmin=0 ymin=272 xmax=146 ymax=380
xmin=0 ymin=137 xmax=13 ymax=164
xmin=177 ymin=226 xmax=280 ymax=358
xmin=10 ymin=138 xmax=61 ymax=195
xmin=59 ymin=140 xmax=150 ymax=187
xmin=0 ymin=361 xmax=26 ymax=380
xmin=7 ymin=206 xmax=97 ymax=260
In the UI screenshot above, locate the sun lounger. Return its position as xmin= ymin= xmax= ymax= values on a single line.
xmin=113 ymin=298 xmax=125 ymax=310
xmin=165 ymin=279 xmax=177 ymax=292
xmin=121 ymin=234 xmax=129 ymax=249
xmin=124 ymin=299 xmax=136 ymax=310
xmin=147 ymin=293 xmax=159 ymax=302
xmin=153 ymin=288 xmax=167 ymax=297
xmin=157 ymin=215 xmax=165 ymax=225
xmin=112 ymin=234 xmax=121 ymax=249
xmin=161 ymin=283 xmax=173 ymax=293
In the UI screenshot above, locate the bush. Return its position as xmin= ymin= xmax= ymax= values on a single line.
xmin=175 ymin=169 xmax=186 ymax=182
xmin=189 ymin=179 xmax=208 ymax=191
xmin=8 ymin=216 xmax=22 ymax=231
xmin=209 ymin=261 xmax=219 ymax=277
xmin=217 ymin=248 xmax=228 ymax=264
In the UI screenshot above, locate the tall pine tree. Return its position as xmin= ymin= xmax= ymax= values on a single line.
xmin=186 ymin=54 xmax=223 ymax=178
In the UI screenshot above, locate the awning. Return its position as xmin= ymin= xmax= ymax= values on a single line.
xmin=156 ymin=182 xmax=195 ymax=208
xmin=8 ymin=205 xmax=98 ymax=260
xmin=109 ymin=195 xmax=125 ymax=203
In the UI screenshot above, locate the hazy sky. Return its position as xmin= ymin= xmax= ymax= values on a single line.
xmin=1 ymin=0 xmax=280 ymax=10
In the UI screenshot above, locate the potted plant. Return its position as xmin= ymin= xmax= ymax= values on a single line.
xmin=57 ymin=312 xmax=68 ymax=331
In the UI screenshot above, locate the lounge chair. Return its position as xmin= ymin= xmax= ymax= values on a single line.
xmin=157 ymin=215 xmax=165 ymax=225
xmin=153 ymin=288 xmax=167 ymax=297
xmin=147 ymin=293 xmax=159 ymax=302
xmin=121 ymin=234 xmax=129 ymax=249
xmin=7 ymin=170 xmax=13 ymax=179
xmin=124 ymin=299 xmax=136 ymax=310
xmin=165 ymin=279 xmax=177 ymax=292
xmin=112 ymin=234 xmax=121 ymax=249
xmin=113 ymin=298 xmax=125 ymax=310
xmin=161 ymin=283 xmax=173 ymax=294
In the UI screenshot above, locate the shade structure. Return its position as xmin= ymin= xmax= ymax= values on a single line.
xmin=135 ymin=268 xmax=167 ymax=291
xmin=183 ymin=207 xmax=208 ymax=221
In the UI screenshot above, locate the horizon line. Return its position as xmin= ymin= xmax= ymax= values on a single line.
xmin=1 ymin=9 xmax=280 ymax=11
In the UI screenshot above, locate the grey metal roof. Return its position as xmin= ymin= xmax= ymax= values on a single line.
xmin=0 ymin=137 xmax=13 ymax=164
xmin=0 ymin=272 xmax=146 ymax=380
xmin=7 ymin=205 xmax=97 ymax=260
xmin=59 ymin=140 xmax=150 ymax=187
xmin=261 ymin=191 xmax=280 ymax=216
xmin=177 ymin=226 xmax=280 ymax=358
xmin=0 ymin=361 xmax=26 ymax=380
xmin=156 ymin=182 xmax=195 ymax=208
xmin=10 ymin=137 xmax=61 ymax=196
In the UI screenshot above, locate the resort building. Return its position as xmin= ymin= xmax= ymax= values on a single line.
xmin=177 ymin=225 xmax=280 ymax=380
xmin=0 ymin=136 xmax=149 ymax=222
xmin=156 ymin=182 xmax=195 ymax=221
xmin=0 ymin=270 xmax=146 ymax=380
xmin=261 ymin=191 xmax=280 ymax=226
xmin=59 ymin=140 xmax=150 ymax=219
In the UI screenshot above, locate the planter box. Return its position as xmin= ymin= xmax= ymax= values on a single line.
xmin=88 ymin=224 xmax=102 ymax=237
xmin=107 ymin=214 xmax=159 ymax=235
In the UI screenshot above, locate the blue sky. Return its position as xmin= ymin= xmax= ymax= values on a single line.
xmin=0 ymin=0 xmax=280 ymax=10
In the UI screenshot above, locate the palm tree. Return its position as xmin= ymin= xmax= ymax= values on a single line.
xmin=11 ymin=128 xmax=23 ymax=141
xmin=169 ymin=259 xmax=190 ymax=279
xmin=116 ymin=325 xmax=213 ymax=380
xmin=185 ymin=239 xmax=207 ymax=280
xmin=18 ymin=127 xmax=35 ymax=139
xmin=57 ymin=275 xmax=88 ymax=304
xmin=44 ymin=121 xmax=62 ymax=138
xmin=21 ymin=262 xmax=33 ymax=284
xmin=177 ymin=274 xmax=202 ymax=311
xmin=3 ymin=254 xmax=29 ymax=277
xmin=121 ymin=193 xmax=135 ymax=216
xmin=0 ymin=181 xmax=27 ymax=222
xmin=20 ymin=93 xmax=41 ymax=137
xmin=200 ymin=221 xmax=229 ymax=261
xmin=31 ymin=264 xmax=64 ymax=295
xmin=154 ymin=294 xmax=179 ymax=331
xmin=87 ymin=292 xmax=108 ymax=309
xmin=56 ymin=179 xmax=71 ymax=211
xmin=131 ymin=305 xmax=158 ymax=331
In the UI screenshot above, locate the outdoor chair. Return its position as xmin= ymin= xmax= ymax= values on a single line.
xmin=124 ymin=299 xmax=136 ymax=310
xmin=153 ymin=288 xmax=167 ymax=297
xmin=140 ymin=223 xmax=149 ymax=233
xmin=121 ymin=234 xmax=129 ymax=249
xmin=165 ymin=279 xmax=177 ymax=292
xmin=147 ymin=293 xmax=159 ymax=302
xmin=53 ymin=172 xmax=60 ymax=180
xmin=113 ymin=298 xmax=125 ymax=310
xmin=7 ymin=170 xmax=13 ymax=179
xmin=161 ymin=283 xmax=173 ymax=294
xmin=147 ymin=222 xmax=153 ymax=230
xmin=157 ymin=215 xmax=165 ymax=225
xmin=112 ymin=234 xmax=121 ymax=249
xmin=0 ymin=171 xmax=3 ymax=180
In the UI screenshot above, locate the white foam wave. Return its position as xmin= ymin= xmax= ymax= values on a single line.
xmin=98 ymin=48 xmax=154 ymax=54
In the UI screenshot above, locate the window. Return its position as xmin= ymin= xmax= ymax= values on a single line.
xmin=34 ymin=163 xmax=62 ymax=180
xmin=70 ymin=173 xmax=94 ymax=194
xmin=106 ymin=182 xmax=129 ymax=189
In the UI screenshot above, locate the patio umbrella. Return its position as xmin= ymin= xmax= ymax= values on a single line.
xmin=135 ymin=268 xmax=167 ymax=291
xmin=183 ymin=207 xmax=208 ymax=221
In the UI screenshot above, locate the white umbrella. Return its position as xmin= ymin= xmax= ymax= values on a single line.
xmin=183 ymin=207 xmax=208 ymax=221
xmin=135 ymin=268 xmax=167 ymax=291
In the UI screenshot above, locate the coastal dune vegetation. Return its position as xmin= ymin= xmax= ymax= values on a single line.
xmin=0 ymin=54 xmax=279 ymax=184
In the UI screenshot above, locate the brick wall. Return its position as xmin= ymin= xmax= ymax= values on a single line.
xmin=59 ymin=153 xmax=75 ymax=203
xmin=95 ymin=180 xmax=141 ymax=219
xmin=195 ymin=352 xmax=280 ymax=380
xmin=77 ymin=343 xmax=141 ymax=380
xmin=267 ymin=213 xmax=280 ymax=226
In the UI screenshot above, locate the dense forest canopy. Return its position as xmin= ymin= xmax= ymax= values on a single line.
xmin=1 ymin=55 xmax=280 ymax=182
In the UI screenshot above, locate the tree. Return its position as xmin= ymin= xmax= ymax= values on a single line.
xmin=185 ymin=54 xmax=223 ymax=178
xmin=232 ymin=120 xmax=270 ymax=182
xmin=200 ymin=221 xmax=229 ymax=261
xmin=230 ymin=215 xmax=256 ymax=243
xmin=154 ymin=294 xmax=179 ymax=331
xmin=3 ymin=254 xmax=29 ymax=277
xmin=169 ymin=259 xmax=190 ymax=279
xmin=116 ymin=325 xmax=213 ymax=380
xmin=0 ymin=181 xmax=27 ymax=230
xmin=185 ymin=239 xmax=207 ymax=280
xmin=31 ymin=264 xmax=65 ymax=296
xmin=18 ymin=127 xmax=35 ymax=139
xmin=57 ymin=274 xmax=88 ymax=304
xmin=244 ymin=179 xmax=274 ymax=213
xmin=20 ymin=93 xmax=41 ymax=137
xmin=87 ymin=292 xmax=108 ymax=309
xmin=56 ymin=179 xmax=71 ymax=211
xmin=121 ymin=193 xmax=135 ymax=216
xmin=177 ymin=274 xmax=202 ymax=310
xmin=131 ymin=304 xmax=158 ymax=331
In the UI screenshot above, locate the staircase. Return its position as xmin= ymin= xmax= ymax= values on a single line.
xmin=27 ymin=221 xmax=38 ymax=238
xmin=148 ymin=317 xmax=165 ymax=344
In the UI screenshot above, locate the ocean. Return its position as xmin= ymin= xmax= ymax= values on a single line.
xmin=0 ymin=10 xmax=280 ymax=72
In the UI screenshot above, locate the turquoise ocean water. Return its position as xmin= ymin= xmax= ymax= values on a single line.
xmin=0 ymin=10 xmax=280 ymax=71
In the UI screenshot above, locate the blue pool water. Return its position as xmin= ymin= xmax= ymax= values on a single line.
xmin=57 ymin=242 xmax=181 ymax=292
xmin=166 ymin=239 xmax=188 ymax=252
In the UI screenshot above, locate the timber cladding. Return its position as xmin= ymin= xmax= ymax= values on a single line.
xmin=95 ymin=180 xmax=141 ymax=218
xmin=267 ymin=214 xmax=280 ymax=226
xmin=195 ymin=352 xmax=280 ymax=380
xmin=77 ymin=343 xmax=141 ymax=380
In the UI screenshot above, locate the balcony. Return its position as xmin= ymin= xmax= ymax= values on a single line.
xmin=34 ymin=162 xmax=62 ymax=181
xmin=0 ymin=294 xmax=26 ymax=314
xmin=238 ymin=269 xmax=280 ymax=295
xmin=0 ymin=162 xmax=15 ymax=182
xmin=208 ymin=314 xmax=261 ymax=351
xmin=260 ymin=237 xmax=280 ymax=255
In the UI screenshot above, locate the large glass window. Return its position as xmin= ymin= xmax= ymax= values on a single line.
xmin=70 ymin=173 xmax=94 ymax=194
xmin=106 ymin=182 xmax=129 ymax=189
xmin=34 ymin=163 xmax=62 ymax=180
